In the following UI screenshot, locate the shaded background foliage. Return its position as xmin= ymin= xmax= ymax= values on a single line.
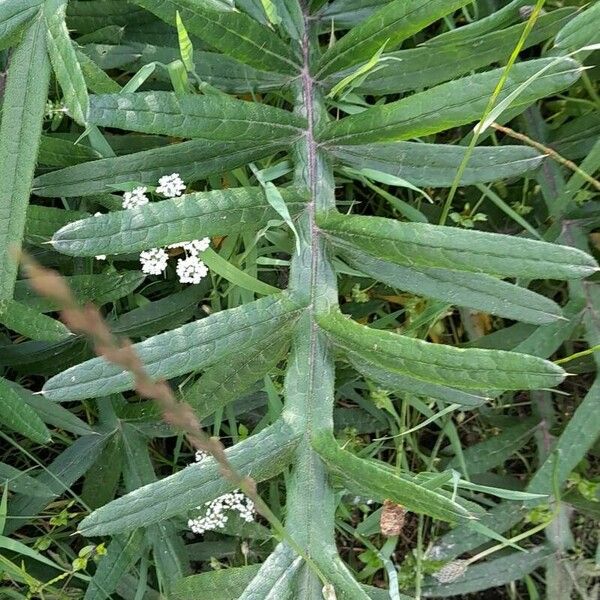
xmin=0 ymin=0 xmax=599 ymax=599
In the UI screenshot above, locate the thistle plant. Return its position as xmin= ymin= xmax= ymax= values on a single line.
xmin=1 ymin=0 xmax=599 ymax=598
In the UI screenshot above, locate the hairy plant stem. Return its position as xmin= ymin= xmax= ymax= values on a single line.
xmin=282 ymin=8 xmax=339 ymax=596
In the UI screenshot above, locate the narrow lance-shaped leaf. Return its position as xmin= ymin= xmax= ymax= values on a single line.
xmin=131 ymin=0 xmax=301 ymax=75
xmin=44 ymin=0 xmax=89 ymax=125
xmin=555 ymin=2 xmax=600 ymax=52
xmin=0 ymin=15 xmax=50 ymax=313
xmin=79 ymin=419 xmax=300 ymax=536
xmin=183 ymin=326 xmax=292 ymax=418
xmin=319 ymin=212 xmax=598 ymax=280
xmin=317 ymin=0 xmax=471 ymax=78
xmin=337 ymin=245 xmax=564 ymax=324
xmin=351 ymin=9 xmax=574 ymax=95
xmin=0 ymin=376 xmax=51 ymax=444
xmin=0 ymin=0 xmax=43 ymax=51
xmin=330 ymin=142 xmax=545 ymax=188
xmin=319 ymin=311 xmax=565 ymax=391
xmin=240 ymin=543 xmax=302 ymax=600
xmin=347 ymin=353 xmax=490 ymax=408
xmin=88 ymin=92 xmax=306 ymax=142
xmin=34 ymin=138 xmax=287 ymax=197
xmin=313 ymin=434 xmax=473 ymax=523
xmin=51 ymin=187 xmax=306 ymax=257
xmin=0 ymin=300 xmax=72 ymax=342
xmin=319 ymin=58 xmax=581 ymax=145
xmin=42 ymin=295 xmax=304 ymax=401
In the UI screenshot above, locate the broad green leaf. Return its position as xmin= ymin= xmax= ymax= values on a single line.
xmin=42 ymin=295 xmax=303 ymax=401
xmin=0 ymin=0 xmax=43 ymax=50
xmin=311 ymin=553 xmax=372 ymax=600
xmin=131 ymin=0 xmax=301 ymax=74
xmin=34 ymin=139 xmax=287 ymax=197
xmin=66 ymin=0 xmax=152 ymax=33
xmin=330 ymin=142 xmax=544 ymax=187
xmin=337 ymin=245 xmax=564 ymax=324
xmin=318 ymin=58 xmax=581 ymax=145
xmin=75 ymin=48 xmax=123 ymax=94
xmin=422 ymin=545 xmax=552 ymax=597
xmin=79 ymin=419 xmax=300 ymax=535
xmin=5 ymin=431 xmax=110 ymax=535
xmin=347 ymin=353 xmax=490 ymax=408
xmin=551 ymin=111 xmax=600 ymax=160
xmin=51 ymin=187 xmax=306 ymax=257
xmin=0 ymin=300 xmax=72 ymax=341
xmin=183 ymin=328 xmax=291 ymax=418
xmin=0 ymin=376 xmax=51 ymax=444
xmin=0 ymin=15 xmax=50 ymax=313
xmin=352 ymin=9 xmax=573 ymax=94
xmin=87 ymin=92 xmax=304 ymax=142
xmin=83 ymin=531 xmax=146 ymax=600
xmin=319 ymin=311 xmax=565 ymax=391
xmin=0 ymin=463 xmax=53 ymax=497
xmin=148 ymin=520 xmax=189 ymax=591
xmin=240 ymin=543 xmax=301 ymax=600
xmin=313 ymin=434 xmax=472 ymax=523
xmin=555 ymin=2 xmax=600 ymax=52
xmin=14 ymin=272 xmax=145 ymax=313
xmin=81 ymin=432 xmax=123 ymax=510
xmin=44 ymin=0 xmax=89 ymax=125
xmin=318 ymin=212 xmax=598 ymax=280
xmin=446 ymin=418 xmax=539 ymax=475
xmin=316 ymin=0 xmax=471 ymax=78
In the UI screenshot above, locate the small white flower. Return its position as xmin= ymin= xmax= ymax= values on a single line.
xmin=122 ymin=186 xmax=149 ymax=210
xmin=168 ymin=237 xmax=210 ymax=255
xmin=194 ymin=449 xmax=209 ymax=463
xmin=176 ymin=255 xmax=208 ymax=284
xmin=187 ymin=490 xmax=256 ymax=535
xmin=156 ymin=173 xmax=186 ymax=198
xmin=139 ymin=247 xmax=169 ymax=275
xmin=93 ymin=213 xmax=107 ymax=260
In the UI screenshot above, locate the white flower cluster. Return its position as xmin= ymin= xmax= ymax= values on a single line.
xmin=157 ymin=173 xmax=186 ymax=198
xmin=187 ymin=451 xmax=256 ymax=535
xmin=139 ymin=247 xmax=169 ymax=275
xmin=122 ymin=186 xmax=149 ymax=209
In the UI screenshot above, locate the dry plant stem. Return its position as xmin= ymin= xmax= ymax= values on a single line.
xmin=19 ymin=254 xmax=298 ymax=547
xmin=491 ymin=122 xmax=600 ymax=192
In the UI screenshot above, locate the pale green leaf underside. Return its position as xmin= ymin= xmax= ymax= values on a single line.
xmin=330 ymin=142 xmax=544 ymax=188
xmin=43 ymin=295 xmax=303 ymax=401
xmin=317 ymin=0 xmax=471 ymax=77
xmin=88 ymin=92 xmax=306 ymax=142
xmin=555 ymin=1 xmax=600 ymax=51
xmin=51 ymin=187 xmax=306 ymax=256
xmin=33 ymin=139 xmax=287 ymax=197
xmin=319 ymin=212 xmax=598 ymax=280
xmin=338 ymin=245 xmax=564 ymax=324
xmin=0 ymin=16 xmax=50 ymax=313
xmin=320 ymin=312 xmax=565 ymax=390
xmin=132 ymin=0 xmax=301 ymax=75
xmin=319 ymin=58 xmax=581 ymax=145
xmin=0 ymin=0 xmax=42 ymax=49
xmin=313 ymin=435 xmax=472 ymax=523
xmin=79 ymin=419 xmax=299 ymax=535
